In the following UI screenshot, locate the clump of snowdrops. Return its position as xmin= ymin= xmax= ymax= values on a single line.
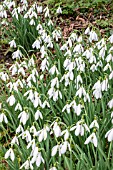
xmin=0 ymin=0 xmax=113 ymax=170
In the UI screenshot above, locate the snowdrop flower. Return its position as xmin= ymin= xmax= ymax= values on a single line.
xmin=11 ymin=136 xmax=19 ymax=146
xmin=48 ymin=19 xmax=53 ymax=26
xmin=12 ymin=49 xmax=22 ymax=59
xmin=41 ymin=57 xmax=49 ymax=71
xmin=20 ymin=130 xmax=31 ymax=143
xmin=85 ymin=27 xmax=90 ymax=35
xmin=109 ymin=71 xmax=113 ymax=80
xmin=15 ymin=103 xmax=22 ymax=111
xmin=96 ymin=38 xmax=106 ymax=49
xmin=64 ymin=50 xmax=72 ymax=57
xmin=105 ymin=128 xmax=113 ymax=142
xmin=36 ymin=5 xmax=43 ymax=13
xmin=0 ymin=113 xmax=8 ymax=124
xmin=108 ymin=34 xmax=113 ymax=43
xmin=5 ymin=148 xmax=15 ymax=161
xmin=61 ymin=129 xmax=69 ymax=140
xmin=73 ymin=44 xmax=84 ymax=54
xmin=51 ymin=77 xmax=59 ymax=88
xmin=51 ymin=144 xmax=60 ymax=156
xmin=53 ymin=89 xmax=62 ymax=101
xmin=16 ymin=124 xmax=24 ymax=134
xmin=18 ymin=67 xmax=25 ymax=76
xmin=41 ymin=100 xmax=50 ymax=108
xmin=35 ymin=110 xmax=43 ymax=120
xmin=62 ymin=103 xmax=71 ymax=114
xmin=51 ymin=141 xmax=70 ymax=156
xmin=56 ymin=6 xmax=62 ymax=14
xmin=9 ymin=39 xmax=16 ymax=48
xmin=108 ymin=99 xmax=113 ymax=109
xmin=32 ymin=151 xmax=44 ymax=167
xmin=89 ymin=30 xmax=98 ymax=42
xmin=101 ymin=78 xmax=109 ymax=91
xmin=70 ymin=120 xmax=90 ymax=136
xmin=0 ymin=72 xmax=9 ymax=82
xmin=106 ymin=54 xmax=113 ymax=63
xmin=60 ymin=141 xmax=71 ymax=155
xmin=50 ymin=167 xmax=57 ymax=170
xmin=7 ymin=95 xmax=16 ymax=106
xmin=44 ymin=6 xmax=50 ymax=18
xmin=18 ymin=111 xmax=29 ymax=125
xmin=53 ymin=122 xmax=62 ymax=138
xmin=32 ymin=38 xmax=41 ymax=49
xmin=52 ymin=29 xmax=61 ymax=41
xmin=60 ymin=43 xmax=68 ymax=51
xmin=76 ymin=86 xmax=86 ymax=98
xmin=92 ymin=80 xmax=102 ymax=99
xmin=29 ymin=18 xmax=35 ymax=25
xmin=89 ymin=120 xmax=99 ymax=129
xmin=27 ymin=138 xmax=36 ymax=150
xmin=20 ymin=160 xmax=33 ymax=170
xmin=36 ymin=126 xmax=50 ymax=142
xmin=49 ymin=65 xmax=59 ymax=75
xmin=9 ymin=63 xmax=18 ymax=76
xmin=84 ymin=132 xmax=97 ymax=147
xmin=99 ymin=46 xmax=106 ymax=59
xmin=33 ymin=92 xmax=42 ymax=108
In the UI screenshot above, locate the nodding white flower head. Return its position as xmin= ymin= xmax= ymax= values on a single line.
xmin=48 ymin=19 xmax=53 ymax=26
xmin=9 ymin=39 xmax=16 ymax=48
xmin=11 ymin=136 xmax=19 ymax=146
xmin=73 ymin=44 xmax=84 ymax=54
xmin=85 ymin=27 xmax=90 ymax=35
xmin=35 ymin=110 xmax=43 ymax=120
xmin=0 ymin=72 xmax=9 ymax=82
xmin=61 ymin=129 xmax=69 ymax=140
xmin=16 ymin=124 xmax=24 ymax=134
xmin=84 ymin=132 xmax=97 ymax=147
xmin=52 ymin=122 xmax=62 ymax=138
xmin=15 ymin=103 xmax=22 ymax=111
xmin=44 ymin=6 xmax=50 ymax=18
xmin=56 ymin=6 xmax=62 ymax=14
xmin=36 ymin=126 xmax=50 ymax=142
xmin=108 ymin=34 xmax=113 ymax=43
xmin=92 ymin=80 xmax=102 ymax=99
xmin=36 ymin=5 xmax=43 ymax=13
xmin=29 ymin=18 xmax=35 ymax=25
xmin=108 ymin=99 xmax=113 ymax=109
xmin=18 ymin=111 xmax=29 ymax=125
xmin=20 ymin=160 xmax=33 ymax=170
xmin=0 ymin=113 xmax=8 ymax=124
xmin=52 ymin=29 xmax=61 ymax=42
xmin=105 ymin=128 xmax=113 ymax=142
xmin=5 ymin=148 xmax=15 ymax=161
xmin=51 ymin=141 xmax=70 ymax=157
xmin=50 ymin=167 xmax=57 ymax=170
xmin=12 ymin=49 xmax=22 ymax=59
xmin=89 ymin=120 xmax=99 ymax=129
xmin=32 ymin=38 xmax=41 ymax=49
xmin=7 ymin=95 xmax=16 ymax=106
xmin=49 ymin=65 xmax=59 ymax=75
xmin=41 ymin=100 xmax=50 ymax=108
xmin=70 ymin=120 xmax=90 ymax=136
xmin=20 ymin=130 xmax=31 ymax=143
xmin=89 ymin=30 xmax=98 ymax=42
xmin=51 ymin=77 xmax=59 ymax=88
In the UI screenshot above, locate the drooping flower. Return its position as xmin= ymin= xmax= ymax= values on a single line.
xmin=105 ymin=128 xmax=113 ymax=142
xmin=7 ymin=95 xmax=16 ymax=106
xmin=56 ymin=6 xmax=62 ymax=14
xmin=5 ymin=148 xmax=15 ymax=161
xmin=84 ymin=132 xmax=98 ymax=147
